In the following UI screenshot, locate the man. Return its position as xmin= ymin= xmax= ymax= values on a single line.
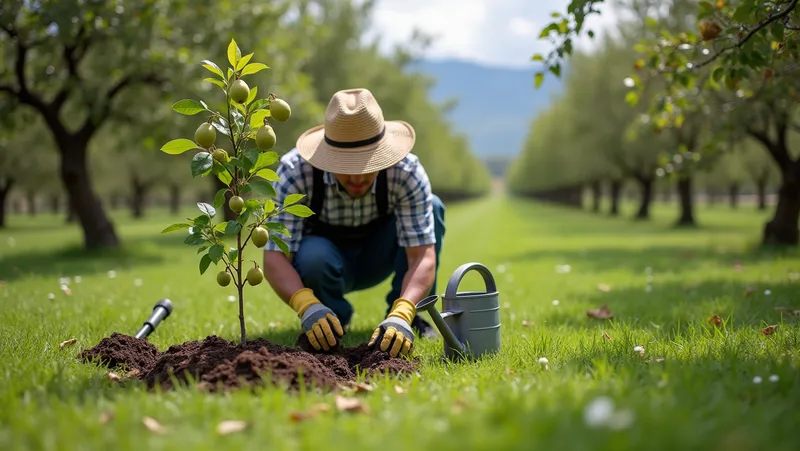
xmin=262 ymin=88 xmax=446 ymax=358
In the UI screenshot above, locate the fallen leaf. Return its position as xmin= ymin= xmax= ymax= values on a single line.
xmin=58 ymin=338 xmax=77 ymax=350
xmin=289 ymin=403 xmax=331 ymax=422
xmin=452 ymin=398 xmax=468 ymax=415
xmin=142 ymin=416 xmax=166 ymax=434
xmin=707 ymin=314 xmax=723 ymax=326
xmin=761 ymin=325 xmax=778 ymax=336
xmin=597 ymin=283 xmax=612 ymax=293
xmin=335 ymin=395 xmax=369 ymax=414
xmin=394 ymin=385 xmax=406 ymax=394
xmin=603 ymin=331 xmax=612 ymax=341
xmin=217 ymin=420 xmax=248 ymax=435
xmin=654 ymin=357 xmax=666 ymax=363
xmin=98 ymin=411 xmax=114 ymax=424
xmin=505 ymin=368 xmax=516 ymax=375
xmin=521 ymin=320 xmax=534 ymax=327
xmin=106 ymin=371 xmax=122 ymax=382
xmin=774 ymin=306 xmax=800 ymax=316
xmin=338 ymin=381 xmax=374 ymax=393
xmin=587 ymin=305 xmax=613 ymax=319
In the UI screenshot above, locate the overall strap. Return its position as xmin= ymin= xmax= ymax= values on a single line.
xmin=376 ymin=169 xmax=388 ymax=216
xmin=310 ymin=166 xmax=325 ymax=220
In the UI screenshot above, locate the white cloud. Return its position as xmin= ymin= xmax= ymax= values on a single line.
xmin=365 ymin=0 xmax=621 ymax=68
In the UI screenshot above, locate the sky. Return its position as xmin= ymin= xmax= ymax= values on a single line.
xmin=365 ymin=0 xmax=622 ymax=69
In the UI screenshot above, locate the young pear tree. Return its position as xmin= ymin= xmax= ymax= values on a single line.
xmin=160 ymin=40 xmax=312 ymax=344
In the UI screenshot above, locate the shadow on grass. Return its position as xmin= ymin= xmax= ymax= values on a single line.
xmin=0 ymin=243 xmax=165 ymax=282
xmin=534 ymin=278 xmax=800 ymax=340
xmin=506 ymin=243 xmax=800 ymax=275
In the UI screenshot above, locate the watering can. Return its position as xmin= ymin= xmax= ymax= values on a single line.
xmin=415 ymin=262 xmax=500 ymax=361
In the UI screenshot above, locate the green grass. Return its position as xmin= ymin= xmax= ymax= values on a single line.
xmin=2 ymin=194 xmax=800 ymax=451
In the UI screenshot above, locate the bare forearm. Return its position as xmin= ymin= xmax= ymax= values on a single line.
xmin=399 ymin=246 xmax=436 ymax=305
xmin=262 ymin=251 xmax=304 ymax=303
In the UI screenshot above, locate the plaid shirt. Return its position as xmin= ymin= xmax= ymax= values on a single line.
xmin=264 ymin=148 xmax=437 ymax=253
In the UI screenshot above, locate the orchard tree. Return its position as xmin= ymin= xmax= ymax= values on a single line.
xmin=535 ymin=0 xmax=800 ymax=244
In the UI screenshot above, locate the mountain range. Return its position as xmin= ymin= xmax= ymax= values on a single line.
xmin=408 ymin=59 xmax=564 ymax=165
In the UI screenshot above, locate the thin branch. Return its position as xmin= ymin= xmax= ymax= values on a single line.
xmin=51 ymin=24 xmax=92 ymax=112
xmin=694 ymin=0 xmax=799 ymax=70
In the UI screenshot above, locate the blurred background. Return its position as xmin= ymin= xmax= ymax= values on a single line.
xmin=0 ymin=0 xmax=795 ymax=250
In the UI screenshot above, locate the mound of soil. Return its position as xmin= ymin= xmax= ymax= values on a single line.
xmin=77 ymin=332 xmax=418 ymax=392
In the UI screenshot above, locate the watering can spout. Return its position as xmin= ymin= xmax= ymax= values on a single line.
xmin=415 ymin=295 xmax=467 ymax=355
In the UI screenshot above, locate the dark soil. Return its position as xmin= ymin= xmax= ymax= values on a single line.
xmin=78 ymin=332 xmax=418 ymax=392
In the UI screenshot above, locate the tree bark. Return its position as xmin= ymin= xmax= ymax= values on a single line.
xmin=214 ymin=177 xmax=237 ymax=221
xmin=66 ymin=198 xmax=76 ymax=224
xmin=591 ymin=180 xmax=601 ymax=213
xmin=756 ymin=177 xmax=767 ymax=211
xmin=169 ymin=183 xmax=181 ymax=215
xmin=60 ymin=140 xmax=119 ymax=247
xmin=762 ymin=163 xmax=800 ymax=245
xmin=26 ymin=189 xmax=36 ymax=216
xmin=130 ymin=175 xmax=148 ymax=219
xmin=635 ymin=177 xmax=653 ymax=220
xmin=609 ymin=179 xmax=622 ymax=216
xmin=0 ymin=178 xmax=13 ymax=228
xmin=676 ymin=175 xmax=696 ymax=227
xmin=729 ymin=183 xmax=740 ymax=209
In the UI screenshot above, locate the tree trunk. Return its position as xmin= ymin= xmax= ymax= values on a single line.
xmin=26 ymin=189 xmax=36 ymax=216
xmin=591 ymin=180 xmax=601 ymax=213
xmin=635 ymin=177 xmax=653 ymax=220
xmin=66 ymin=199 xmax=76 ymax=224
xmin=676 ymin=175 xmax=696 ymax=227
xmin=0 ymin=178 xmax=13 ymax=228
xmin=130 ymin=176 xmax=148 ymax=219
xmin=757 ymin=177 xmax=767 ymax=211
xmin=169 ymin=183 xmax=181 ymax=215
xmin=729 ymin=183 xmax=740 ymax=209
xmin=762 ymin=163 xmax=800 ymax=245
xmin=214 ymin=177 xmax=237 ymax=221
xmin=50 ymin=194 xmax=60 ymax=213
xmin=60 ymin=141 xmax=119 ymax=248
xmin=609 ymin=179 xmax=621 ymax=216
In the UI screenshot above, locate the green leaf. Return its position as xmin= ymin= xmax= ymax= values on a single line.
xmin=201 ymin=60 xmax=224 ymax=78
xmin=236 ymin=52 xmax=254 ymax=71
xmin=172 ymin=99 xmax=207 ymax=115
xmin=712 ymin=66 xmax=725 ymax=82
xmin=227 ymin=38 xmax=241 ymax=68
xmin=255 ymin=151 xmax=279 ymax=169
xmin=199 ymin=253 xmax=212 ymax=275
xmin=249 ymin=99 xmax=269 ymax=112
xmin=225 ymin=220 xmax=242 ymax=235
xmin=237 ymin=209 xmax=252 ymax=226
xmin=244 ymin=199 xmax=261 ymax=211
xmin=208 ymin=244 xmax=224 ymax=263
xmin=250 ymin=110 xmax=270 ymax=130
xmin=213 ymin=188 xmax=228 ymax=209
xmin=243 ymin=148 xmax=262 ymax=167
xmin=197 ymin=245 xmax=209 ymax=254
xmin=549 ymin=64 xmax=561 ymax=77
xmin=204 ymin=78 xmax=226 ymax=89
xmin=269 ymin=235 xmax=291 ymax=257
xmin=535 ymin=72 xmax=545 ymax=88
xmin=217 ymin=170 xmax=232 ymax=186
xmin=254 ymin=168 xmax=279 ymax=181
xmin=284 ymin=193 xmax=305 ymax=207
xmin=161 ymin=223 xmax=191 ymax=233
xmin=285 ymin=204 xmax=314 ymax=218
xmin=198 ymin=202 xmax=216 ymax=218
xmin=264 ymin=221 xmax=290 ymax=236
xmin=191 ymin=152 xmax=213 ymax=177
xmin=212 ymin=222 xmax=228 ymax=234
xmin=264 ymin=199 xmax=275 ymax=214
xmin=161 ymin=139 xmax=199 ymax=155
xmin=531 ymin=53 xmax=544 ymax=62
xmin=245 ymin=85 xmax=258 ymax=106
xmin=625 ymin=91 xmax=639 ymax=106
xmin=192 ymin=215 xmax=210 ymax=227
xmin=241 ymin=63 xmax=268 ymax=76
xmin=229 ymin=248 xmax=239 ymax=262
xmin=185 ymin=232 xmax=206 ymax=246
xmin=249 ymin=177 xmax=277 ymax=198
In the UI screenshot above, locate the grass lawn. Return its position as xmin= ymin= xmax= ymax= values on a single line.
xmin=1 ymin=193 xmax=799 ymax=451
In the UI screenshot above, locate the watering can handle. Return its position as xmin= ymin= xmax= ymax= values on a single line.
xmin=444 ymin=262 xmax=497 ymax=300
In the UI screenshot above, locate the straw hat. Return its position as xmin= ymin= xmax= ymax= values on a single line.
xmin=295 ymin=88 xmax=416 ymax=175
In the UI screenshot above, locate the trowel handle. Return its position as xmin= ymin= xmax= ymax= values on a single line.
xmin=444 ymin=262 xmax=497 ymax=300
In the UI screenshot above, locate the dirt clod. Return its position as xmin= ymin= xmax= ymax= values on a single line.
xmin=78 ymin=331 xmax=418 ymax=393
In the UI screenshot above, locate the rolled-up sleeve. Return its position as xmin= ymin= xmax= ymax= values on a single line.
xmin=264 ymin=153 xmax=306 ymax=253
xmin=395 ymin=161 xmax=436 ymax=248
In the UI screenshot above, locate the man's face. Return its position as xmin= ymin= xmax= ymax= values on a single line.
xmin=334 ymin=172 xmax=378 ymax=198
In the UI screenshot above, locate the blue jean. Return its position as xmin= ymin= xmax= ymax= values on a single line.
xmin=292 ymin=195 xmax=446 ymax=327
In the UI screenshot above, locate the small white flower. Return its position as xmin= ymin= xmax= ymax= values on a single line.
xmin=47 ymin=293 xmax=55 ymax=300
xmin=764 ymin=289 xmax=772 ymax=296
xmin=74 ymin=276 xmax=82 ymax=283
xmin=584 ymin=396 xmax=615 ymax=427
xmin=59 ymin=277 xmax=71 ymax=285
xmin=107 ymin=270 xmax=116 ymax=279
xmin=769 ymin=375 xmax=779 ymax=383
xmin=753 ymin=376 xmax=762 ymax=384
xmin=538 ymin=357 xmax=549 ymax=364
xmin=59 ymin=283 xmax=69 ymax=292
xmin=623 ymin=77 xmax=635 ymax=88
xmin=134 ymin=278 xmax=143 ymax=287
xmin=552 ymin=300 xmax=560 ymax=306
xmin=227 ymin=295 xmax=236 ymax=302
xmin=497 ymin=264 xmax=506 ymax=274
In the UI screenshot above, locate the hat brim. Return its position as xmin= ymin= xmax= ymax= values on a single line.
xmin=295 ymin=120 xmax=416 ymax=175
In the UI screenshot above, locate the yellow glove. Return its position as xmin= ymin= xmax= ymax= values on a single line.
xmin=368 ymin=298 xmax=416 ymax=357
xmin=290 ymin=288 xmax=344 ymax=351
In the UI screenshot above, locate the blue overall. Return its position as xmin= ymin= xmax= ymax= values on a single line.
xmin=291 ymin=167 xmax=446 ymax=327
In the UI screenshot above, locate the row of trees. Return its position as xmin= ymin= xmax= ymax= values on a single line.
xmin=0 ymin=0 xmax=491 ymax=246
xmin=513 ymin=0 xmax=799 ymax=245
